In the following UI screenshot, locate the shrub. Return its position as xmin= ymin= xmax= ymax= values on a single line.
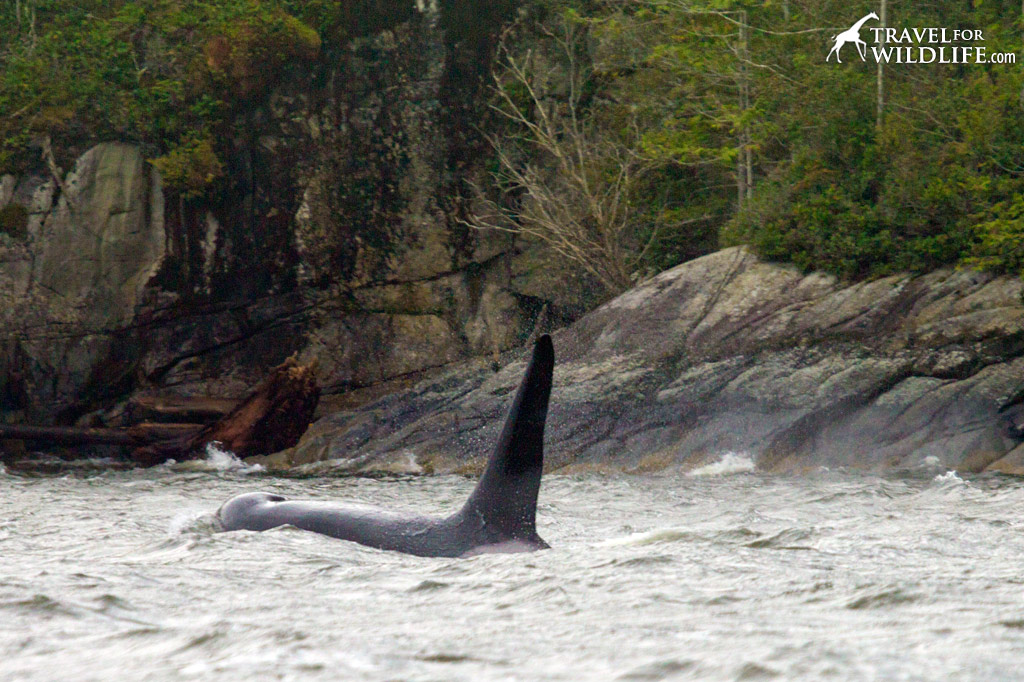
xmin=201 ymin=9 xmax=321 ymax=99
xmin=150 ymin=136 xmax=224 ymax=199
xmin=966 ymin=194 xmax=1024 ymax=277
xmin=0 ymin=1 xmax=321 ymax=185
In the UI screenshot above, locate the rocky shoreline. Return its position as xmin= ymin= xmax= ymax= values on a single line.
xmin=268 ymin=247 xmax=1024 ymax=475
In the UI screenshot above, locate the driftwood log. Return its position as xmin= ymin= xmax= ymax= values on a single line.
xmin=126 ymin=396 xmax=235 ymax=424
xmin=0 ymin=358 xmax=319 ymax=467
xmin=0 ymin=422 xmax=203 ymax=446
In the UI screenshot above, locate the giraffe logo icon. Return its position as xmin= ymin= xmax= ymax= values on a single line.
xmin=827 ymin=12 xmax=879 ymax=63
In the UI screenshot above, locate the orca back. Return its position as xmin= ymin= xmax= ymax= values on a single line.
xmin=217 ymin=334 xmax=556 ymax=557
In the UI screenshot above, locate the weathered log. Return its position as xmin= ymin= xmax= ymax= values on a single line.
xmin=0 ymin=357 xmax=319 ymax=467
xmin=0 ymin=424 xmax=139 ymax=446
xmin=127 ymin=396 xmax=235 ymax=424
xmin=0 ymin=422 xmax=203 ymax=448
xmin=129 ymin=357 xmax=320 ymax=466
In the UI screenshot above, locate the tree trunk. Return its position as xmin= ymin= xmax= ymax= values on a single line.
xmin=736 ymin=13 xmax=749 ymax=209
xmin=740 ymin=11 xmax=753 ymax=203
xmin=877 ymin=0 xmax=887 ymax=130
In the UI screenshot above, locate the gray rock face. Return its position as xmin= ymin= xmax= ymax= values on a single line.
xmin=1 ymin=144 xmax=166 ymax=419
xmin=34 ymin=143 xmax=165 ymax=330
xmin=282 ymin=248 xmax=1024 ymax=474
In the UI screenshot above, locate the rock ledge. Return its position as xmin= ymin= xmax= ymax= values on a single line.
xmin=278 ymin=247 xmax=1024 ymax=475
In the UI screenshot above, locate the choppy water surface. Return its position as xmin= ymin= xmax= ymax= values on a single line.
xmin=4 ymin=456 xmax=1024 ymax=681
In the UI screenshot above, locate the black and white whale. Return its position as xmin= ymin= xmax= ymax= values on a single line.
xmin=216 ymin=334 xmax=554 ymax=557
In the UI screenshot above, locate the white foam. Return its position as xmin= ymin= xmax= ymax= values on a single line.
xmin=597 ymin=528 xmax=695 ymax=547
xmin=922 ymin=455 xmax=942 ymax=468
xmin=933 ymin=470 xmax=965 ymax=485
xmin=175 ymin=442 xmax=264 ymax=474
xmin=385 ymin=451 xmax=423 ymax=475
xmin=687 ymin=452 xmax=756 ymax=477
xmin=206 ymin=441 xmax=246 ymax=469
xmin=167 ymin=510 xmax=218 ymax=536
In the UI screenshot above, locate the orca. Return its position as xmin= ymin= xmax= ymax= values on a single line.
xmin=216 ymin=334 xmax=554 ymax=557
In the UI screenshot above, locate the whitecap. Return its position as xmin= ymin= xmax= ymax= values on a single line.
xmin=596 ymin=528 xmax=698 ymax=547
xmin=205 ymin=441 xmax=263 ymax=472
xmin=167 ymin=510 xmax=220 ymax=536
xmin=174 ymin=442 xmax=264 ymax=474
xmin=687 ymin=452 xmax=756 ymax=477
xmin=932 ymin=470 xmax=965 ymax=486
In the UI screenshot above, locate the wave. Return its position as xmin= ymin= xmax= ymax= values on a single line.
xmin=167 ymin=510 xmax=221 ymax=536
xmin=932 ymin=470 xmax=966 ymax=486
xmin=688 ymin=452 xmax=756 ymax=477
xmin=169 ymin=442 xmax=264 ymax=474
xmin=596 ymin=528 xmax=701 ymax=547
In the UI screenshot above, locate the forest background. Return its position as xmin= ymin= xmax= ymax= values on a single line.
xmin=1 ymin=0 xmax=1023 ymax=294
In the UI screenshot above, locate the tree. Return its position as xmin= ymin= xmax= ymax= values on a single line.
xmin=469 ymin=12 xmax=664 ymax=295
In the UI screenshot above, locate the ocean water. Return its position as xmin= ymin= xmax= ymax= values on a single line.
xmin=3 ymin=453 xmax=1024 ymax=681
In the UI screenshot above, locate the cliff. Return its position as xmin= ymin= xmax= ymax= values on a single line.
xmin=279 ymin=247 xmax=1024 ymax=475
xmin=0 ymin=2 xmax=585 ymax=425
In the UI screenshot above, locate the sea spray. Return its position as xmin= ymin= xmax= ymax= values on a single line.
xmin=194 ymin=441 xmax=264 ymax=474
xmin=688 ymin=452 xmax=756 ymax=477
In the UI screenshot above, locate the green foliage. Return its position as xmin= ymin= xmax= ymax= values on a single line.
xmin=966 ymin=194 xmax=1024 ymax=277
xmin=513 ymin=0 xmax=1024 ymax=281
xmin=726 ymin=36 xmax=1024 ymax=279
xmin=150 ymin=135 xmax=224 ymax=198
xmin=736 ymin=2 xmax=1024 ymax=279
xmin=3 ymin=0 xmax=1023 ymax=285
xmin=200 ymin=8 xmax=322 ymax=98
xmin=0 ymin=0 xmax=322 ymax=181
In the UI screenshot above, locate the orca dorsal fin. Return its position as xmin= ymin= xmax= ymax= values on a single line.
xmin=461 ymin=334 xmax=554 ymax=540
